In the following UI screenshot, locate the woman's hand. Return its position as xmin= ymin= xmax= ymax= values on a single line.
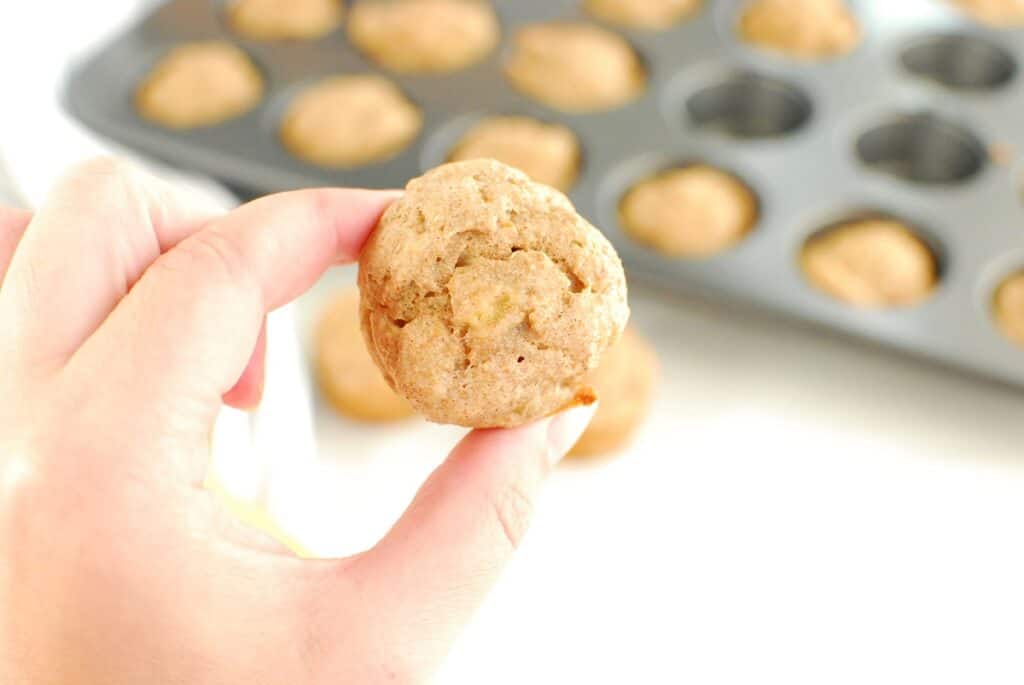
xmin=0 ymin=158 xmax=594 ymax=684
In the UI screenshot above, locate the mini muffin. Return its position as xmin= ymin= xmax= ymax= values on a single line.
xmin=226 ymin=0 xmax=344 ymax=41
xmin=953 ymin=0 xmax=1024 ymax=26
xmin=801 ymin=219 xmax=938 ymax=308
xmin=136 ymin=42 xmax=264 ymax=129
xmin=359 ymin=159 xmax=630 ymax=428
xmin=448 ymin=116 xmax=582 ymax=192
xmin=348 ymin=0 xmax=499 ymax=74
xmin=280 ymin=75 xmax=421 ymax=168
xmin=315 ymin=288 xmax=414 ymax=421
xmin=585 ymin=0 xmax=703 ymax=29
xmin=738 ymin=0 xmax=860 ymax=60
xmin=619 ymin=165 xmax=758 ymax=258
xmin=570 ymin=327 xmax=658 ymax=458
xmin=994 ymin=271 xmax=1024 ymax=347
xmin=504 ymin=22 xmax=646 ymax=113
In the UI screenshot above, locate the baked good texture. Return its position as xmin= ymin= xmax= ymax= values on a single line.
xmin=953 ymin=0 xmax=1024 ymax=25
xmin=280 ymin=75 xmax=421 ymax=167
xmin=585 ymin=0 xmax=702 ymax=29
xmin=994 ymin=272 xmax=1024 ymax=347
xmin=800 ymin=219 xmax=938 ymax=308
xmin=619 ymin=165 xmax=758 ymax=258
xmin=504 ymin=22 xmax=646 ymax=113
xmin=569 ymin=326 xmax=658 ymax=458
xmin=448 ymin=116 xmax=582 ymax=192
xmin=315 ymin=288 xmax=415 ymax=422
xmin=226 ymin=0 xmax=344 ymax=41
xmin=738 ymin=0 xmax=860 ymax=60
xmin=348 ymin=0 xmax=498 ymax=73
xmin=359 ymin=159 xmax=630 ymax=428
xmin=136 ymin=42 xmax=264 ymax=129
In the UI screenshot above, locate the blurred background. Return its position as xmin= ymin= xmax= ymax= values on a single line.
xmin=2 ymin=1 xmax=1024 ymax=683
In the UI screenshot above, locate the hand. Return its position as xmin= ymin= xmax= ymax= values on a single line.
xmin=0 ymin=158 xmax=595 ymax=683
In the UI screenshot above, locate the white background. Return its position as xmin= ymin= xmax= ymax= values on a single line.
xmin=1 ymin=3 xmax=1023 ymax=683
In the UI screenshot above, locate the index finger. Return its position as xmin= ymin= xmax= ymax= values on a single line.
xmin=72 ymin=188 xmax=398 ymax=480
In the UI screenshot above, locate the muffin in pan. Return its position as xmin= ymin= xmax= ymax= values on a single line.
xmin=800 ymin=219 xmax=938 ymax=308
xmin=136 ymin=42 xmax=264 ymax=129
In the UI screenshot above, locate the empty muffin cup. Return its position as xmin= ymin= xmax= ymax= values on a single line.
xmin=856 ymin=113 xmax=986 ymax=185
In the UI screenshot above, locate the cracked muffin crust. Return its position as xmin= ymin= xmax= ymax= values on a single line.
xmin=280 ymin=74 xmax=421 ymax=167
xmin=136 ymin=42 xmax=264 ymax=129
xmin=570 ymin=326 xmax=658 ymax=458
xmin=585 ymin=0 xmax=703 ymax=29
xmin=447 ymin=116 xmax=581 ymax=192
xmin=504 ymin=22 xmax=646 ymax=113
xmin=800 ymin=219 xmax=938 ymax=308
xmin=347 ymin=0 xmax=499 ymax=74
xmin=994 ymin=271 xmax=1024 ymax=347
xmin=738 ymin=0 xmax=860 ymax=60
xmin=358 ymin=159 xmax=630 ymax=428
xmin=315 ymin=288 xmax=415 ymax=422
xmin=226 ymin=0 xmax=345 ymax=41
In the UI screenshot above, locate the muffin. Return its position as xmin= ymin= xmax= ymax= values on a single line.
xmin=994 ymin=271 xmax=1024 ymax=346
xmin=315 ymin=288 xmax=415 ymax=422
xmin=359 ymin=159 xmax=630 ymax=428
xmin=952 ymin=0 xmax=1024 ymax=26
xmin=738 ymin=0 xmax=860 ymax=60
xmin=136 ymin=42 xmax=264 ymax=129
xmin=504 ymin=22 xmax=646 ymax=113
xmin=347 ymin=0 xmax=498 ymax=73
xmin=801 ymin=219 xmax=938 ymax=308
xmin=585 ymin=0 xmax=702 ymax=29
xmin=619 ymin=165 xmax=758 ymax=258
xmin=448 ymin=116 xmax=582 ymax=192
xmin=226 ymin=0 xmax=344 ymax=41
xmin=280 ymin=75 xmax=421 ymax=167
xmin=570 ymin=326 xmax=658 ymax=458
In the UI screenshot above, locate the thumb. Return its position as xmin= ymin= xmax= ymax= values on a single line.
xmin=339 ymin=400 xmax=596 ymax=675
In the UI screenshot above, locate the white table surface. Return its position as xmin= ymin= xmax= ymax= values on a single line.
xmin=2 ymin=4 xmax=1024 ymax=684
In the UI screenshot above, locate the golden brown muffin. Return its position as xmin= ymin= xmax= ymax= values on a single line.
xmin=569 ymin=327 xmax=658 ymax=458
xmin=136 ymin=42 xmax=264 ymax=129
xmin=585 ymin=0 xmax=702 ymax=29
xmin=347 ymin=0 xmax=499 ymax=74
xmin=359 ymin=160 xmax=630 ymax=428
xmin=226 ymin=0 xmax=344 ymax=41
xmin=315 ymin=288 xmax=415 ymax=422
xmin=619 ymin=165 xmax=758 ymax=258
xmin=504 ymin=22 xmax=646 ymax=113
xmin=952 ymin=0 xmax=1024 ymax=25
xmin=738 ymin=0 xmax=860 ymax=60
xmin=448 ymin=116 xmax=582 ymax=192
xmin=994 ymin=272 xmax=1024 ymax=346
xmin=280 ymin=75 xmax=422 ymax=168
xmin=801 ymin=219 xmax=938 ymax=308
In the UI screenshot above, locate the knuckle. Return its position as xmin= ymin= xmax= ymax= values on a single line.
xmin=487 ymin=481 xmax=536 ymax=552
xmin=61 ymin=156 xmax=143 ymax=195
xmin=164 ymin=229 xmax=249 ymax=290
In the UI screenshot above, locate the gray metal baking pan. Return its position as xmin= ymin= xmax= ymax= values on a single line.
xmin=64 ymin=0 xmax=1024 ymax=388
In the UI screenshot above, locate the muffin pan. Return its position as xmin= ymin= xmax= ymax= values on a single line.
xmin=64 ymin=0 xmax=1024 ymax=388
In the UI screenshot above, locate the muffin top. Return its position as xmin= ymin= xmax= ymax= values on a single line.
xmin=359 ymin=159 xmax=629 ymax=427
xmin=801 ymin=219 xmax=938 ymax=308
xmin=448 ymin=115 xmax=582 ymax=192
xmin=136 ymin=42 xmax=264 ymax=129
xmin=738 ymin=0 xmax=860 ymax=60
xmin=347 ymin=0 xmax=499 ymax=73
xmin=504 ymin=22 xmax=646 ymax=112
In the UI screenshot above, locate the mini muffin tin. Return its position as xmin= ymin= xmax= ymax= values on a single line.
xmin=65 ymin=0 xmax=1024 ymax=388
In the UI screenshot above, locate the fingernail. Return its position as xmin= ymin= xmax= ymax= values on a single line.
xmin=546 ymin=399 xmax=598 ymax=467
